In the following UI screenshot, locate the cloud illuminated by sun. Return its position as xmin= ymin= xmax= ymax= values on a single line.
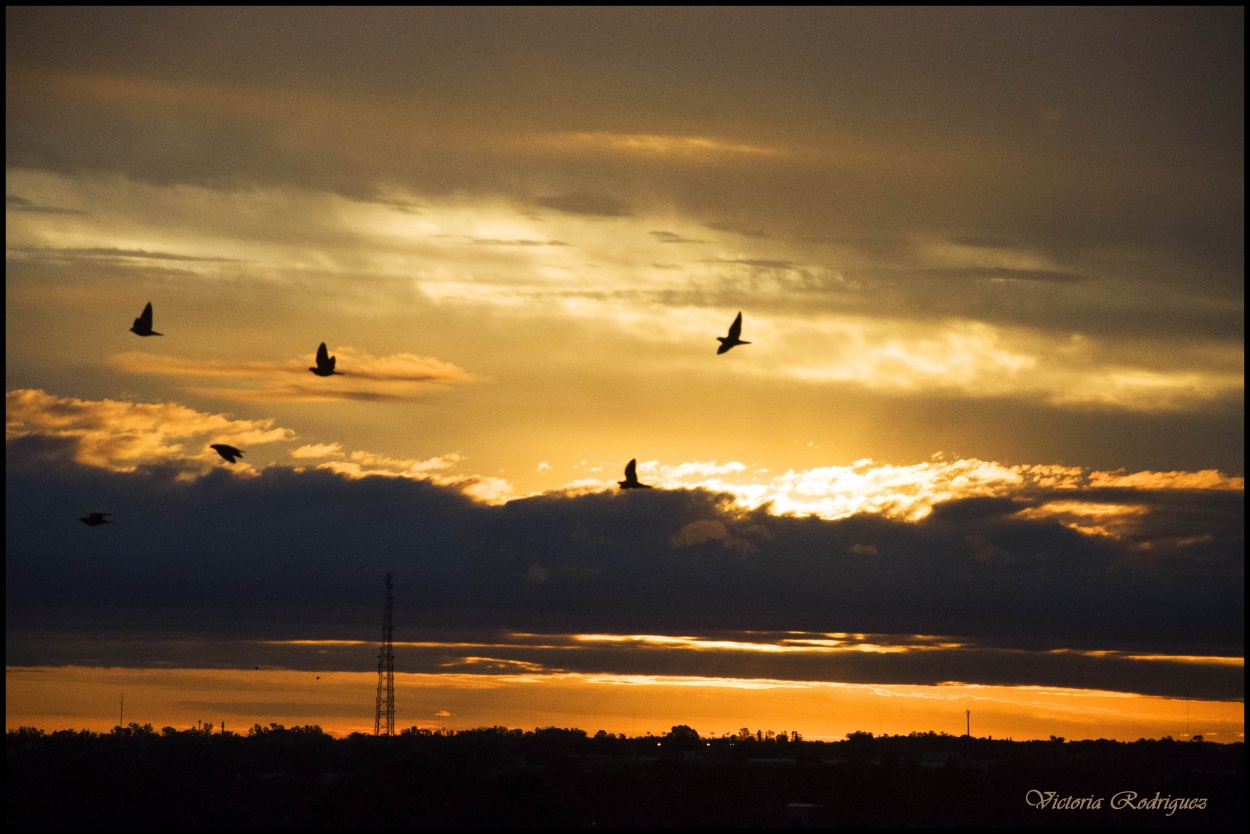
xmin=556 ymin=454 xmax=1243 ymax=527
xmin=5 ymin=388 xmax=291 ymax=474
xmin=110 ymin=347 xmax=477 ymax=403
xmin=570 ymin=633 xmax=948 ymax=656
xmin=8 ymin=155 xmax=1239 ymax=416
xmin=8 ymin=389 xmax=1241 ymax=522
xmin=290 ymin=442 xmax=345 ymax=459
xmin=537 ymin=131 xmax=783 ymax=161
xmin=314 ymin=450 xmax=516 ymax=503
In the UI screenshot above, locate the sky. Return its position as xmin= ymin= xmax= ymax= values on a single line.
xmin=5 ymin=7 xmax=1244 ymax=741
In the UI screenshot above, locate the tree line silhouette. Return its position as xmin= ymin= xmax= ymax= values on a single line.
xmin=8 ymin=723 xmax=1242 ymax=827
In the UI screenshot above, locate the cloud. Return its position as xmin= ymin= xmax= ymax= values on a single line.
xmin=769 ymin=318 xmax=1242 ymax=411
xmin=327 ymin=349 xmax=476 ymax=384
xmin=8 ymin=245 xmax=242 ymax=263
xmin=6 ymin=194 xmax=89 ymax=215
xmin=6 ymin=439 xmax=1242 ymax=697
xmin=703 ymin=220 xmax=771 ymax=238
xmin=563 ymin=455 xmax=1244 ymax=528
xmin=540 ymin=131 xmax=782 ymax=161
xmin=959 ymin=267 xmax=1088 ymax=284
xmin=660 ymin=461 xmax=749 ymax=479
xmin=6 ymin=631 xmax=1242 ymax=703
xmin=110 ymin=348 xmax=477 ymax=403
xmin=671 ymin=519 xmax=730 ymax=547
xmin=670 ymin=519 xmax=755 ymax=555
xmin=291 ymin=443 xmax=344 ymax=459
xmin=6 ymin=10 xmax=1241 ymax=320
xmin=109 ymin=353 xmax=301 ymax=380
xmin=533 ymin=193 xmax=633 ymax=217
xmin=862 ymin=266 xmax=1090 ymax=285
xmin=2 ymin=8 xmax=1243 ymax=705
xmin=351 ymin=195 xmax=423 ymax=213
xmin=705 ymin=257 xmax=798 ymax=270
xmin=7 ymin=388 xmax=514 ymax=509
xmin=5 ymin=388 xmax=293 ymax=473
xmin=12 ymin=386 xmax=1238 ymax=538
xmin=317 ymin=450 xmax=464 ymax=478
xmin=1086 ymin=469 xmax=1243 ymax=490
xmin=313 ymin=450 xmax=516 ymax=504
xmin=5 ymin=392 xmax=1242 ymax=695
xmin=430 ymin=234 xmax=569 ymax=246
xmin=650 ymin=230 xmax=706 ymax=244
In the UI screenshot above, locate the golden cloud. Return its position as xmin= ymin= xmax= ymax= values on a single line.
xmin=290 ymin=442 xmax=345 ymax=459
xmin=5 ymin=388 xmax=293 ymax=473
xmin=111 ymin=347 xmax=477 ymax=403
xmin=1016 ymin=501 xmax=1150 ymax=539
xmin=537 ymin=131 xmax=783 ymax=161
xmin=560 ymin=454 xmax=1243 ymax=531
xmin=759 ymin=316 xmax=1240 ymax=413
xmin=1086 ymin=469 xmax=1244 ymax=490
xmin=314 ymin=451 xmax=516 ymax=504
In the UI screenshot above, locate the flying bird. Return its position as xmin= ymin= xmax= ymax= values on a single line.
xmin=210 ymin=444 xmax=244 ymax=464
xmin=80 ymin=512 xmax=112 ymax=526
xmin=130 ymin=302 xmax=163 ymax=337
xmin=309 ymin=342 xmax=343 ymax=376
xmin=716 ymin=312 xmax=749 ymax=354
xmin=618 ymin=458 xmax=653 ymax=490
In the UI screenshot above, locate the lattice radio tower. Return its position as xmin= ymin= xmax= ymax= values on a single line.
xmin=374 ymin=572 xmax=395 ymax=736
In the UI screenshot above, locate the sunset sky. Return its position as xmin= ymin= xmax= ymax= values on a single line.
xmin=6 ymin=7 xmax=1243 ymax=741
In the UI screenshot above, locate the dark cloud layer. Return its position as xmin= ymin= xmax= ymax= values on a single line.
xmin=6 ymin=631 xmax=1241 ymax=703
xmin=6 ymin=437 xmax=1241 ymax=699
xmin=7 ymin=8 xmax=1242 ymax=302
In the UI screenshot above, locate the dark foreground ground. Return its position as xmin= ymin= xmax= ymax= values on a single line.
xmin=7 ymin=725 xmax=1243 ymax=827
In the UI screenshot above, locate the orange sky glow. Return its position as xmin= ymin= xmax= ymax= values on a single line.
xmin=7 ymin=666 xmax=1243 ymax=744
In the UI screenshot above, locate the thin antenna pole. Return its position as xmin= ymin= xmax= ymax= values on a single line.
xmin=966 ymin=709 xmax=970 ymax=738
xmin=120 ymin=695 xmax=124 ymax=729
xmin=374 ymin=572 xmax=395 ymax=736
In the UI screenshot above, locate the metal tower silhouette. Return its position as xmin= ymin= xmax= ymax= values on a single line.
xmin=374 ymin=572 xmax=395 ymax=736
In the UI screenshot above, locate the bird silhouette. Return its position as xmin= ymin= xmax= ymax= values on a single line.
xmin=130 ymin=302 xmax=163 ymax=337
xmin=210 ymin=444 xmax=244 ymax=463
xmin=309 ymin=342 xmax=343 ymax=376
xmin=717 ymin=311 xmax=750 ymax=354
xmin=80 ymin=512 xmax=112 ymax=526
xmin=618 ymin=458 xmax=653 ymax=489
